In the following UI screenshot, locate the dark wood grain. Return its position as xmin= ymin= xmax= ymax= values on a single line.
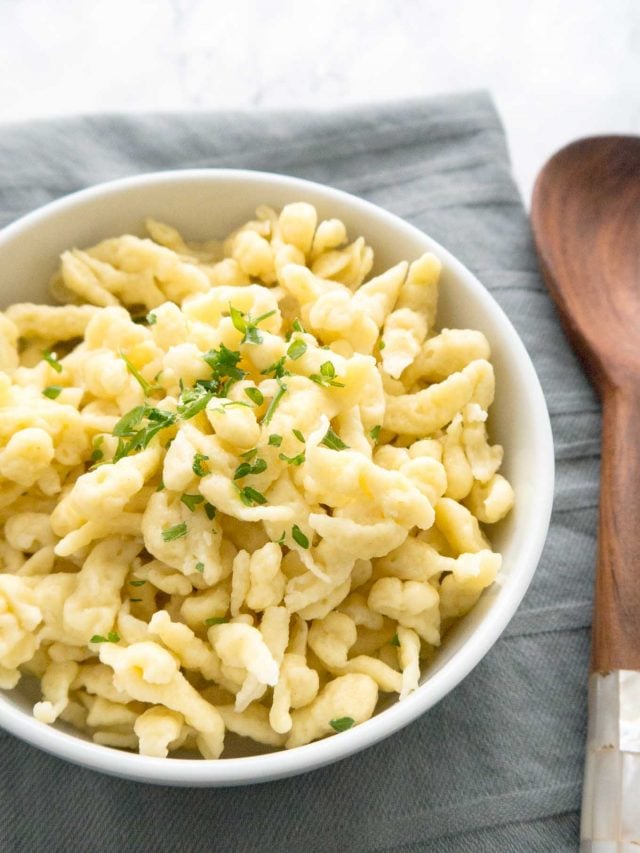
xmin=531 ymin=136 xmax=640 ymax=673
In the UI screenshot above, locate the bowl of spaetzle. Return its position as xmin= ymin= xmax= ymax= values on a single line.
xmin=0 ymin=170 xmax=553 ymax=785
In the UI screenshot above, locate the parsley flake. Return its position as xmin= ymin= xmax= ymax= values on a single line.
xmin=268 ymin=434 xmax=283 ymax=447
xmin=260 ymin=357 xmax=290 ymax=380
xmin=161 ymin=522 xmax=188 ymax=542
xmin=42 ymin=385 xmax=63 ymax=399
xmin=330 ymin=716 xmax=355 ymax=732
xmin=204 ymin=616 xmax=228 ymax=626
xmin=321 ymin=428 xmax=349 ymax=451
xmin=244 ymin=386 xmax=264 ymax=406
xmin=229 ymin=304 xmax=276 ymax=345
xmin=287 ymin=339 xmax=307 ymax=361
xmin=237 ymin=485 xmax=267 ymax=506
xmin=195 ymin=562 xmax=205 ymax=573
xmin=370 ymin=425 xmax=382 ymax=441
xmin=262 ymin=381 xmax=287 ymax=425
xmin=292 ymin=429 xmax=305 ymax=443
xmin=180 ymin=493 xmax=205 ymax=512
xmin=129 ymin=598 xmax=142 ymax=603
xmin=129 ymin=579 xmax=146 ymax=587
xmin=234 ymin=457 xmax=267 ymax=480
xmin=390 ymin=633 xmax=401 ymax=647
xmin=279 ymin=451 xmax=305 ymax=466
xmin=42 ymin=349 xmax=63 ymax=373
xmin=177 ymin=384 xmax=213 ymax=419
xmin=291 ymin=524 xmax=310 ymax=549
xmin=204 ymin=502 xmax=216 ymax=520
xmin=292 ymin=319 xmax=305 ymax=333
xmin=192 ymin=452 xmax=210 ymax=477
xmin=90 ymin=632 xmax=120 ymax=644
xmin=147 ymin=312 xmax=157 ymax=325
xmin=309 ymin=360 xmax=345 ymax=388
xmin=120 ymin=351 xmax=161 ymax=396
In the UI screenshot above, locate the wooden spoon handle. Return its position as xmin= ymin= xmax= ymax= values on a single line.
xmin=592 ymin=384 xmax=640 ymax=673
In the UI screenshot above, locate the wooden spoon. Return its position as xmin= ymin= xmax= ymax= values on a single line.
xmin=531 ymin=135 xmax=640 ymax=846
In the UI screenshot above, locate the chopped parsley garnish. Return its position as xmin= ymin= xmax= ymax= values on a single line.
xmin=279 ymin=451 xmax=305 ymax=466
xmin=292 ymin=319 xmax=305 ymax=333
xmin=195 ymin=562 xmax=205 ymax=573
xmin=234 ymin=458 xmax=267 ymax=480
xmin=202 ymin=344 xmax=246 ymax=395
xmin=241 ymin=448 xmax=258 ymax=461
xmin=260 ymin=356 xmax=290 ymax=380
xmin=237 ymin=485 xmax=267 ymax=506
xmin=192 ymin=452 xmax=210 ymax=477
xmin=229 ymin=304 xmax=276 ymax=345
xmin=287 ymin=339 xmax=307 ymax=361
xmin=90 ymin=436 xmax=105 ymax=463
xmin=204 ymin=502 xmax=216 ymax=520
xmin=112 ymin=405 xmax=177 ymax=462
xmin=129 ymin=598 xmax=142 ymax=603
xmin=268 ymin=434 xmax=283 ymax=447
xmin=262 ymin=381 xmax=287 ymax=425
xmin=180 ymin=493 xmax=205 ymax=512
xmin=204 ymin=616 xmax=228 ymax=626
xmin=177 ymin=384 xmax=213 ymax=419
xmin=244 ymin=386 xmax=264 ymax=406
xmin=156 ymin=481 xmax=165 ymax=492
xmin=120 ymin=351 xmax=161 ymax=396
xmin=42 ymin=385 xmax=63 ymax=399
xmin=292 ymin=429 xmax=305 ymax=443
xmin=320 ymin=428 xmax=348 ymax=451
xmin=161 ymin=522 xmax=188 ymax=542
xmin=390 ymin=633 xmax=400 ymax=647
xmin=90 ymin=632 xmax=120 ymax=644
xmin=309 ymin=360 xmax=345 ymax=388
xmin=291 ymin=524 xmax=310 ymax=549
xmin=370 ymin=425 xmax=382 ymax=441
xmin=330 ymin=716 xmax=355 ymax=732
xmin=147 ymin=312 xmax=157 ymax=325
xmin=42 ymin=349 xmax=63 ymax=373
xmin=129 ymin=579 xmax=146 ymax=587
xmin=379 ymin=339 xmax=386 ymax=350
xmin=276 ymin=531 xmax=286 ymax=545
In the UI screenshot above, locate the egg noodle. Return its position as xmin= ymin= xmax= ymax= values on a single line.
xmin=0 ymin=203 xmax=513 ymax=757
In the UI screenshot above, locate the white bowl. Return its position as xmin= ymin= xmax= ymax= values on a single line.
xmin=0 ymin=170 xmax=554 ymax=786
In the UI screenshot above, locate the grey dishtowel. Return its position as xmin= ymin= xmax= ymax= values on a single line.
xmin=0 ymin=92 xmax=596 ymax=852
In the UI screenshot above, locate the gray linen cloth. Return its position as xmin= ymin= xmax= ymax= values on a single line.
xmin=0 ymin=92 xmax=596 ymax=852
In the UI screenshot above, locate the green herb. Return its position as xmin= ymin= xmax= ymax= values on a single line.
xmin=204 ymin=616 xmax=228 ymax=626
xmin=292 ymin=319 xmax=305 ymax=333
xmin=129 ymin=579 xmax=146 ymax=587
xmin=244 ymin=386 xmax=264 ymax=406
xmin=379 ymin=339 xmax=386 ymax=350
xmin=369 ymin=425 xmax=382 ymax=441
xmin=204 ymin=502 xmax=216 ymax=520
xmin=177 ymin=384 xmax=213 ymax=419
xmin=262 ymin=381 xmax=287 ymax=426
xmin=42 ymin=349 xmax=63 ymax=373
xmin=276 ymin=531 xmax=286 ymax=545
xmin=237 ymin=485 xmax=267 ymax=506
xmin=192 ymin=452 xmax=210 ymax=477
xmin=309 ymin=360 xmax=345 ymax=388
xmin=390 ymin=633 xmax=400 ymax=647
xmin=260 ymin=356 xmax=290 ymax=380
xmin=42 ymin=385 xmax=63 ymax=399
xmin=147 ymin=312 xmax=157 ymax=325
xmin=90 ymin=435 xmax=105 ymax=463
xmin=111 ymin=405 xmax=177 ymax=462
xmin=287 ymin=339 xmax=307 ymax=361
xmin=234 ymin=458 xmax=267 ymax=480
xmin=90 ymin=631 xmax=120 ymax=644
xmin=129 ymin=598 xmax=142 ymax=603
xmin=202 ymin=344 xmax=246 ymax=395
xmin=292 ymin=429 xmax=305 ymax=443
xmin=229 ymin=304 xmax=276 ymax=345
xmin=291 ymin=524 xmax=310 ymax=549
xmin=320 ymin=428 xmax=348 ymax=451
xmin=329 ymin=716 xmax=355 ymax=732
xmin=156 ymin=481 xmax=165 ymax=492
xmin=180 ymin=493 xmax=205 ymax=512
xmin=241 ymin=447 xmax=258 ymax=460
xmin=120 ymin=351 xmax=161 ymax=396
xmin=195 ymin=562 xmax=205 ymax=573
xmin=279 ymin=451 xmax=305 ymax=466
xmin=268 ymin=434 xmax=283 ymax=447
xmin=161 ymin=522 xmax=188 ymax=542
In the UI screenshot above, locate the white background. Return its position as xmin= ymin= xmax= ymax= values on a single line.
xmin=1 ymin=0 xmax=639 ymax=203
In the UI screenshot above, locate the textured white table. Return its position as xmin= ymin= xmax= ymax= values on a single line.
xmin=1 ymin=0 xmax=638 ymax=203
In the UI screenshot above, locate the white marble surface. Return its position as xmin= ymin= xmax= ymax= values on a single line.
xmin=1 ymin=0 xmax=638 ymax=203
